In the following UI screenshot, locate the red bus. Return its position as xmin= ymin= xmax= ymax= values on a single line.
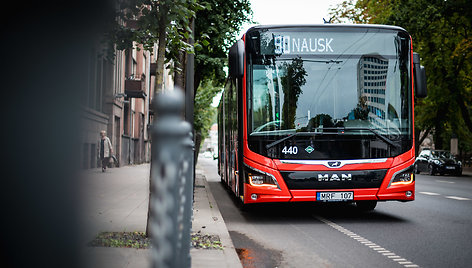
xmin=218 ymin=25 xmax=426 ymax=210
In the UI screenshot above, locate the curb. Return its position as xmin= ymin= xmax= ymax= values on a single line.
xmin=191 ymin=170 xmax=242 ymax=268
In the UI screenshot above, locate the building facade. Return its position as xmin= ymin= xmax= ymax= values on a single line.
xmin=81 ymin=33 xmax=172 ymax=169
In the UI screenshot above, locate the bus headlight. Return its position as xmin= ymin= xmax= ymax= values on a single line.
xmin=245 ymin=165 xmax=280 ymax=189
xmin=391 ymin=165 xmax=415 ymax=186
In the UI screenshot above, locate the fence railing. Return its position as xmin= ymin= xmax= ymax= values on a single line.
xmin=150 ymin=89 xmax=194 ymax=268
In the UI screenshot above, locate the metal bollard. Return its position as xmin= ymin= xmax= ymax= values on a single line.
xmin=150 ymin=89 xmax=193 ymax=268
xmin=180 ymin=130 xmax=194 ymax=268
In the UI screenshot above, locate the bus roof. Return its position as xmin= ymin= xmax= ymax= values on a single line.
xmin=246 ymin=24 xmax=408 ymax=35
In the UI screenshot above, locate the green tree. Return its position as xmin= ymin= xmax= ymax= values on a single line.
xmin=109 ymin=0 xmax=202 ymax=93
xmin=192 ymin=0 xmax=252 ymax=157
xmin=329 ymin=0 xmax=472 ymax=155
xmin=194 ymin=0 xmax=252 ymax=92
xmin=194 ymin=82 xmax=220 ymax=153
xmin=108 ymin=0 xmax=203 ymax=239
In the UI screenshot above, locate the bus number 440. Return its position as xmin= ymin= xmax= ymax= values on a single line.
xmin=282 ymin=146 xmax=298 ymax=155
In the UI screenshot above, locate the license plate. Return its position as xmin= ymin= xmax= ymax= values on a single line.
xmin=316 ymin=191 xmax=353 ymax=202
xmin=446 ymin=166 xmax=455 ymax=170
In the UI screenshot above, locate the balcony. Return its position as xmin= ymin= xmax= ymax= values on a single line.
xmin=125 ymin=74 xmax=147 ymax=99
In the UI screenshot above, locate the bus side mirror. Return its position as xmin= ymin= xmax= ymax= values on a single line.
xmin=413 ymin=52 xmax=427 ymax=98
xmin=229 ymin=39 xmax=245 ymax=78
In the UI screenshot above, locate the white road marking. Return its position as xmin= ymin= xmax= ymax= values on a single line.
xmin=418 ymin=191 xmax=440 ymax=196
xmin=314 ymin=215 xmax=420 ymax=267
xmin=436 ymin=180 xmax=455 ymax=184
xmin=445 ymin=196 xmax=471 ymax=201
xmin=418 ymin=192 xmax=471 ymax=201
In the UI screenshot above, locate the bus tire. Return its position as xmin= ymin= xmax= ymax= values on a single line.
xmin=356 ymin=200 xmax=377 ymax=211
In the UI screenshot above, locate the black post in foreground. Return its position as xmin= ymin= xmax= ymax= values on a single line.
xmin=150 ymin=89 xmax=194 ymax=268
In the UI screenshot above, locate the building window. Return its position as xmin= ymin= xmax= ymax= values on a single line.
xmin=124 ymin=102 xmax=130 ymax=135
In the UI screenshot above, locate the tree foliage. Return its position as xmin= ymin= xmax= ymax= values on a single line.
xmin=108 ymin=0 xmax=202 ymax=93
xmin=192 ymin=0 xmax=252 ymax=153
xmin=194 ymin=82 xmax=219 ymax=142
xmin=194 ymin=0 xmax=252 ymax=91
xmin=108 ymin=0 xmax=253 ymax=155
xmin=329 ymin=0 xmax=472 ymax=154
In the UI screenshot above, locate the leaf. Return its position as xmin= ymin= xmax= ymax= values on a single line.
xmin=194 ymin=42 xmax=203 ymax=51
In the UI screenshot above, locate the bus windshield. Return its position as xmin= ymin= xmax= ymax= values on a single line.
xmin=246 ymin=27 xmax=413 ymax=159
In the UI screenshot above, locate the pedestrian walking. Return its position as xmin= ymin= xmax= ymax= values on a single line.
xmin=98 ymin=130 xmax=113 ymax=172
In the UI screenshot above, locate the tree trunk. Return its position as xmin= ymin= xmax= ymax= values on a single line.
xmin=455 ymin=92 xmax=472 ymax=133
xmin=194 ymin=68 xmax=202 ymax=97
xmin=434 ymin=108 xmax=445 ymax=150
xmin=146 ymin=3 xmax=168 ymax=238
xmin=174 ymin=51 xmax=186 ymax=90
xmin=154 ymin=10 xmax=168 ymax=94
xmin=194 ymin=131 xmax=202 ymax=166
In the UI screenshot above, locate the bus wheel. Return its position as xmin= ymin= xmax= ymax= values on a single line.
xmin=356 ymin=201 xmax=377 ymax=212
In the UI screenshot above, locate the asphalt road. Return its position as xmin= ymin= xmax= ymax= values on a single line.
xmin=198 ymin=157 xmax=472 ymax=268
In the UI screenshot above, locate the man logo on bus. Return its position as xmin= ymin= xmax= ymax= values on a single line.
xmin=328 ymin=161 xmax=342 ymax=167
xmin=317 ymin=173 xmax=352 ymax=182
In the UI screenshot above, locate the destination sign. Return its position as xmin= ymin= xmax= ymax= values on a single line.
xmin=274 ymin=36 xmax=334 ymax=54
xmin=254 ymin=30 xmax=404 ymax=57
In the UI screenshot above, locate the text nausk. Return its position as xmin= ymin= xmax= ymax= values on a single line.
xmin=275 ymin=36 xmax=334 ymax=53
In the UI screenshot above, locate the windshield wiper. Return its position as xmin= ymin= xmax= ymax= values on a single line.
xmin=323 ymin=127 xmax=400 ymax=148
xmin=303 ymin=59 xmax=343 ymax=64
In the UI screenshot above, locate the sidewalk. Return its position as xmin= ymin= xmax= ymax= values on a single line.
xmin=81 ymin=163 xmax=241 ymax=268
xmin=192 ymin=168 xmax=242 ymax=268
xmin=81 ymin=164 xmax=151 ymax=268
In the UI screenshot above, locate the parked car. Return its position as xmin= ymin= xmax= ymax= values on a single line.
xmin=414 ymin=149 xmax=462 ymax=176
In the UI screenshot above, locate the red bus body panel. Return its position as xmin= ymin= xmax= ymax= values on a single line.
xmin=242 ymin=148 xmax=415 ymax=204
